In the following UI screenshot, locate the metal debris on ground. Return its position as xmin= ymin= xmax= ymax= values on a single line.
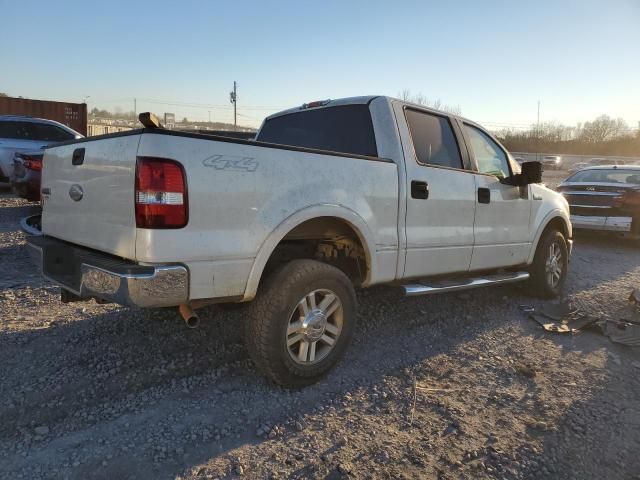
xmin=523 ymin=294 xmax=640 ymax=347
xmin=598 ymin=318 xmax=640 ymax=347
xmin=521 ymin=303 xmax=597 ymax=334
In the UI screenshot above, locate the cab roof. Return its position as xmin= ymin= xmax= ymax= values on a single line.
xmin=264 ymin=95 xmax=469 ymax=123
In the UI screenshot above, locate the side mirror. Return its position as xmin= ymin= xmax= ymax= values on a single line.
xmin=521 ymin=161 xmax=542 ymax=185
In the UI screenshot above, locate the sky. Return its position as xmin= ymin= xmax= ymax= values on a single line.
xmin=1 ymin=0 xmax=639 ymax=130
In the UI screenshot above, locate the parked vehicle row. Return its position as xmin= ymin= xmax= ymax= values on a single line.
xmin=0 ymin=115 xmax=82 ymax=200
xmin=513 ymin=155 xmax=637 ymax=175
xmin=24 ymin=95 xmax=571 ymax=386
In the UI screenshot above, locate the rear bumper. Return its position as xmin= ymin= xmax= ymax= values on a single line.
xmin=26 ymin=235 xmax=189 ymax=308
xmin=570 ymin=215 xmax=633 ymax=233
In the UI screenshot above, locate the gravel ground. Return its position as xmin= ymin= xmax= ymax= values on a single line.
xmin=1 ymin=176 xmax=640 ymax=480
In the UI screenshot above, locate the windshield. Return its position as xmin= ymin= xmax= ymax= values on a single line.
xmin=257 ymin=105 xmax=378 ymax=157
xmin=566 ymin=169 xmax=640 ymax=184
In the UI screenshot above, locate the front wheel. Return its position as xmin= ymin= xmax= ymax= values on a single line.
xmin=244 ymin=259 xmax=357 ymax=387
xmin=528 ymin=229 xmax=568 ymax=298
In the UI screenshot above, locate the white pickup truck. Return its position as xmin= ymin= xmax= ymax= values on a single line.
xmin=27 ymin=96 xmax=572 ymax=386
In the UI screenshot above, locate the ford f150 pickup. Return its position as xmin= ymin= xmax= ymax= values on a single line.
xmin=27 ymin=96 xmax=572 ymax=386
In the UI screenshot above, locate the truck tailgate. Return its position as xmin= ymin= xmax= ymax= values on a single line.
xmin=41 ymin=133 xmax=141 ymax=259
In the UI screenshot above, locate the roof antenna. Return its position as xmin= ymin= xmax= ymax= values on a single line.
xmin=138 ymin=112 xmax=163 ymax=129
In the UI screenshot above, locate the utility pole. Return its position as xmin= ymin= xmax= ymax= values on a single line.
xmin=536 ymin=100 xmax=541 ymax=162
xmin=229 ymin=81 xmax=237 ymax=130
xmin=134 ymin=98 xmax=137 ymax=121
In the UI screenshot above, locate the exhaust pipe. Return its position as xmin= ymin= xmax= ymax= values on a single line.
xmin=178 ymin=303 xmax=200 ymax=329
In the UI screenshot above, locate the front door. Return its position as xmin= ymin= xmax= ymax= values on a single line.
xmin=459 ymin=122 xmax=532 ymax=270
xmin=396 ymin=105 xmax=477 ymax=278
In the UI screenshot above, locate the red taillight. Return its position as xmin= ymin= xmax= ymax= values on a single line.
xmin=613 ymin=190 xmax=640 ymax=209
xmin=19 ymin=154 xmax=43 ymax=171
xmin=24 ymin=159 xmax=42 ymax=171
xmin=135 ymin=157 xmax=188 ymax=228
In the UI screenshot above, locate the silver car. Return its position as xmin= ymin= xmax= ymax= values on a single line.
xmin=0 ymin=116 xmax=82 ymax=187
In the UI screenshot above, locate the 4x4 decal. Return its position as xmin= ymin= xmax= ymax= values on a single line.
xmin=202 ymin=154 xmax=259 ymax=172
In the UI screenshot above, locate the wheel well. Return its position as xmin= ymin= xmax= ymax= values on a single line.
xmin=543 ymin=216 xmax=570 ymax=239
xmin=262 ymin=217 xmax=369 ymax=286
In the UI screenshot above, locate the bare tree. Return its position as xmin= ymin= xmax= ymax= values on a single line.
xmin=0 ymin=92 xmax=8 ymax=97
xmin=398 ymin=90 xmax=461 ymax=115
xmin=578 ymin=115 xmax=629 ymax=143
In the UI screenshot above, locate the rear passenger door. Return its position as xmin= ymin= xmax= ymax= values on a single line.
xmin=395 ymin=105 xmax=477 ymax=278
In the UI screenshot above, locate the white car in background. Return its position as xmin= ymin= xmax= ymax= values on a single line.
xmin=542 ymin=155 xmax=563 ymax=170
xmin=0 ymin=116 xmax=82 ymax=186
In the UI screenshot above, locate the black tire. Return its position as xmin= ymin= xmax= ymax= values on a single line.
xmin=528 ymin=229 xmax=568 ymax=298
xmin=244 ymin=259 xmax=357 ymax=387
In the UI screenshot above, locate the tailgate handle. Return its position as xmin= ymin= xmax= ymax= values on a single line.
xmin=72 ymin=148 xmax=85 ymax=166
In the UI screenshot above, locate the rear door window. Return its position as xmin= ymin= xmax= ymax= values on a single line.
xmin=257 ymin=105 xmax=378 ymax=157
xmin=404 ymin=109 xmax=463 ymax=169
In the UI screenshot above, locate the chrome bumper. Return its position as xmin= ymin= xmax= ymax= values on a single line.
xmin=570 ymin=215 xmax=633 ymax=233
xmin=26 ymin=236 xmax=189 ymax=308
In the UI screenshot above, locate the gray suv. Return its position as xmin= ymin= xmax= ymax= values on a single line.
xmin=0 ymin=116 xmax=82 ymax=186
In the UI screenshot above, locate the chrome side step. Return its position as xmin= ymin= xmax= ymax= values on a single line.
xmin=403 ymin=271 xmax=530 ymax=296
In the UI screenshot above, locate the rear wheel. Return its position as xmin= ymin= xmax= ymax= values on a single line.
xmin=244 ymin=259 xmax=356 ymax=387
xmin=528 ymin=229 xmax=568 ymax=298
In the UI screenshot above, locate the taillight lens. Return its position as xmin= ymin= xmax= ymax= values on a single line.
xmin=613 ymin=189 xmax=640 ymax=210
xmin=24 ymin=159 xmax=43 ymax=171
xmin=18 ymin=154 xmax=43 ymax=171
xmin=135 ymin=157 xmax=188 ymax=228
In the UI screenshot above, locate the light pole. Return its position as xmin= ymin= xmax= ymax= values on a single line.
xmin=229 ymin=81 xmax=237 ymax=130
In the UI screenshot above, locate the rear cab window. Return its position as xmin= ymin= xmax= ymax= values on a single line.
xmin=404 ymin=109 xmax=463 ymax=169
xmin=256 ymin=105 xmax=378 ymax=157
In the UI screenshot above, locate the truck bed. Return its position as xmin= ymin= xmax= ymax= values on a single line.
xmin=41 ymin=128 xmax=399 ymax=300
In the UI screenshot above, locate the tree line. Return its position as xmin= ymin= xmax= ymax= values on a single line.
xmin=495 ymin=115 xmax=639 ymax=156
xmin=400 ymin=91 xmax=638 ymax=156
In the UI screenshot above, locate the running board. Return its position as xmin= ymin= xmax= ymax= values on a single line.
xmin=403 ymin=271 xmax=530 ymax=296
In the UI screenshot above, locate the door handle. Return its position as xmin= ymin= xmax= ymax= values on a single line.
xmin=478 ymin=187 xmax=490 ymax=204
xmin=411 ymin=180 xmax=429 ymax=199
